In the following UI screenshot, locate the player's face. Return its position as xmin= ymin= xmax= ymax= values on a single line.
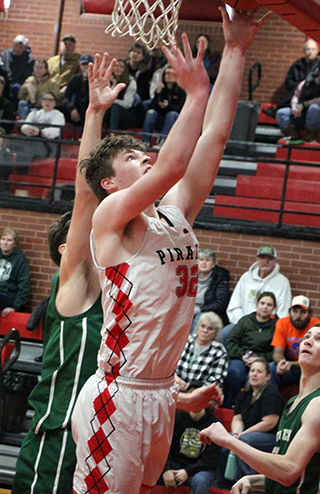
xmin=197 ymin=318 xmax=217 ymax=346
xmin=299 ymin=326 xmax=320 ymax=368
xmin=256 ymin=296 xmax=275 ymax=320
xmin=249 ymin=361 xmax=269 ymax=390
xmin=0 ymin=233 xmax=16 ymax=255
xmin=257 ymin=255 xmax=276 ymax=279
xmin=111 ymin=149 xmax=152 ymax=190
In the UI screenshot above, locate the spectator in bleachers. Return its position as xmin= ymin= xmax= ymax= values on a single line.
xmin=17 ymin=58 xmax=61 ymax=120
xmin=0 ymin=34 xmax=35 ymax=105
xmin=270 ymin=295 xmax=320 ymax=390
xmin=0 ymin=126 xmax=13 ymax=192
xmin=223 ymin=292 xmax=278 ymax=409
xmin=103 ymin=59 xmax=137 ymax=131
xmin=0 ymin=61 xmax=11 ymax=100
xmin=0 ymin=226 xmax=31 ymax=316
xmin=263 ymin=39 xmax=319 ymax=119
xmin=157 ymin=380 xmax=221 ymax=494
xmin=18 ymin=91 xmax=65 ymax=171
xmin=192 ymin=34 xmax=221 ymax=88
xmin=175 ymin=312 xmax=228 ymax=390
xmin=222 ymin=246 xmax=291 ymax=346
xmin=192 ymin=248 xmax=230 ymax=332
xmin=125 ymin=42 xmax=152 ymax=126
xmin=58 ymin=54 xmax=93 ymax=126
xmin=48 ymin=34 xmax=81 ymax=95
xmin=215 ymin=357 xmax=283 ymax=490
xmin=276 ymin=69 xmax=320 ymax=142
xmin=142 ymin=65 xmax=186 ymax=147
xmin=0 ymin=75 xmax=15 ymax=134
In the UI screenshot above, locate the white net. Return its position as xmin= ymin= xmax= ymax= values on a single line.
xmin=105 ymin=0 xmax=183 ymax=50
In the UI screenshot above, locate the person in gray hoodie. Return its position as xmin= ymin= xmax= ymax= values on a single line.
xmin=0 ymin=226 xmax=31 ymax=316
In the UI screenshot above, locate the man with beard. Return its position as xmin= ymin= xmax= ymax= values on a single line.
xmin=270 ymin=295 xmax=320 ymax=389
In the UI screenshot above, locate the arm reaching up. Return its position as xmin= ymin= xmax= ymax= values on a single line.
xmin=162 ymin=7 xmax=272 ymax=224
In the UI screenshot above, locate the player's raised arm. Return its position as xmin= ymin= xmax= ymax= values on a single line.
xmin=162 ymin=7 xmax=272 ymax=224
xmin=60 ymin=53 xmax=126 ymax=284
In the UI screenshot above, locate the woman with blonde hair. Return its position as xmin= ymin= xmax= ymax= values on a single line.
xmin=175 ymin=311 xmax=228 ymax=390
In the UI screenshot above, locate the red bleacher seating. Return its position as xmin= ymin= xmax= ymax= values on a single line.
xmin=152 ymin=488 xmax=230 ymax=494
xmin=236 ymin=175 xmax=284 ymax=200
xmin=214 ymin=407 xmax=234 ymax=432
xmin=214 ymin=196 xmax=281 ymax=223
xmin=9 ymin=157 xmax=77 ymax=198
xmin=276 ymin=141 xmax=320 ymax=162
xmin=0 ymin=311 xmax=42 ymax=341
xmin=256 ymin=162 xmax=285 ymax=179
xmin=258 ymin=103 xmax=277 ymax=125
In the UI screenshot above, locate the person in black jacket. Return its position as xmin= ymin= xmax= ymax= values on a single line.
xmin=263 ymin=38 xmax=319 ymax=118
xmin=192 ymin=248 xmax=230 ymax=333
xmin=223 ymin=291 xmax=278 ymax=409
xmin=157 ymin=380 xmax=222 ymax=494
xmin=58 ymin=54 xmax=93 ymax=126
xmin=141 ymin=65 xmax=186 ymax=147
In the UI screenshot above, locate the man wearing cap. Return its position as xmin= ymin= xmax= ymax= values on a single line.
xmin=227 ymin=246 xmax=291 ymax=325
xmin=58 ymin=54 xmax=93 ymax=125
xmin=48 ymin=35 xmax=81 ymax=94
xmin=1 ymin=35 xmax=35 ymax=103
xmin=270 ymin=295 xmax=320 ymax=390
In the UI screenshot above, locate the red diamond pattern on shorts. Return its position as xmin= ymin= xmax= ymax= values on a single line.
xmin=84 ymin=263 xmax=133 ymax=492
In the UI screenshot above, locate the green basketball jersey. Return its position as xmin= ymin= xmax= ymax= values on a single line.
xmin=29 ymin=271 xmax=103 ymax=432
xmin=265 ymin=387 xmax=320 ymax=494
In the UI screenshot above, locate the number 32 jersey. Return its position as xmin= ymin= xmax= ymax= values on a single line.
xmin=92 ymin=205 xmax=199 ymax=380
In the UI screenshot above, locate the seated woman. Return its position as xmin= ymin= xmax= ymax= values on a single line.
xmin=142 ymin=66 xmax=186 ymax=147
xmin=18 ymin=59 xmax=60 ymax=120
xmin=0 ymin=227 xmax=31 ymax=317
xmin=175 ymin=311 xmax=228 ymax=391
xmin=103 ymin=59 xmax=137 ymax=131
xmin=216 ymin=357 xmax=284 ymax=490
xmin=223 ymin=291 xmax=278 ymax=409
xmin=19 ymin=91 xmax=65 ymax=172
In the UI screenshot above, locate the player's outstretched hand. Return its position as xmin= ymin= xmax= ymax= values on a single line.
xmin=162 ymin=33 xmax=210 ymax=96
xmin=220 ymin=5 xmax=272 ymax=55
xmin=230 ymin=476 xmax=252 ymax=493
xmin=181 ymin=382 xmax=224 ymax=412
xmin=199 ymin=421 xmax=230 ymax=446
xmin=88 ymin=53 xmax=126 ymax=112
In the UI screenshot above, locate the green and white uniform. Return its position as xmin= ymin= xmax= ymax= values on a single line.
xmin=265 ymin=387 xmax=320 ymax=494
xmin=12 ymin=272 xmax=103 ymax=494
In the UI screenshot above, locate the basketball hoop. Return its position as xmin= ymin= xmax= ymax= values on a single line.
xmin=105 ymin=0 xmax=183 ymax=50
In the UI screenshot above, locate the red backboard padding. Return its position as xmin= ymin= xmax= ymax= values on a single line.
xmin=83 ymin=0 xmax=222 ymax=22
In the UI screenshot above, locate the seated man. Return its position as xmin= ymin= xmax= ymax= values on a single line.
xmin=276 ymin=69 xmax=320 ymax=142
xmin=48 ymin=35 xmax=81 ymax=94
xmin=0 ymin=34 xmax=35 ymax=104
xmin=222 ymin=246 xmax=291 ymax=346
xmin=157 ymin=381 xmax=221 ymax=494
xmin=270 ymin=295 xmax=320 ymax=389
xmin=263 ymin=38 xmax=319 ymax=119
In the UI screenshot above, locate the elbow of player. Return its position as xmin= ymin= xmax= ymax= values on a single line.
xmin=278 ymin=468 xmax=301 ymax=486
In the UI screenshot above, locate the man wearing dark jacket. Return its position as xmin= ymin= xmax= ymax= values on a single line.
xmin=158 ymin=381 xmax=221 ymax=494
xmin=192 ymin=248 xmax=230 ymax=331
xmin=1 ymin=35 xmax=35 ymax=104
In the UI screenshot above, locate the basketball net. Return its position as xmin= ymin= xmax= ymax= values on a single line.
xmin=105 ymin=0 xmax=183 ymax=50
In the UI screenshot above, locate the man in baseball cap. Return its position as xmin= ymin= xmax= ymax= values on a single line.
xmin=47 ymin=34 xmax=81 ymax=93
xmin=223 ymin=245 xmax=291 ymax=347
xmin=58 ymin=54 xmax=94 ymax=125
xmin=270 ymin=294 xmax=320 ymax=389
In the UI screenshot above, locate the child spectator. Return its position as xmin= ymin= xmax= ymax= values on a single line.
xmin=18 ymin=59 xmax=60 ymax=120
